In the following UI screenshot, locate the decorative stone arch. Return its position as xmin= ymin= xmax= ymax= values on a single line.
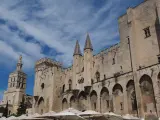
xmin=62 ymin=98 xmax=68 ymax=110
xmin=112 ymin=83 xmax=124 ymax=114
xmin=139 ymin=74 xmax=157 ymax=114
xmin=126 ymin=80 xmax=134 ymax=89
xmin=113 ymin=84 xmax=123 ymax=94
xmin=78 ymin=91 xmax=87 ymax=111
xmin=100 ymin=87 xmax=111 ymax=113
xmin=70 ymin=96 xmax=77 ymax=109
xmin=90 ymin=90 xmax=97 ymax=110
xmin=37 ymin=97 xmax=44 ymax=114
xmin=126 ymin=80 xmax=138 ymax=115
xmin=78 ymin=91 xmax=87 ymax=99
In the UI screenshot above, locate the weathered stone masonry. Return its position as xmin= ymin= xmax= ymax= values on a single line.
xmin=33 ymin=0 xmax=160 ymax=118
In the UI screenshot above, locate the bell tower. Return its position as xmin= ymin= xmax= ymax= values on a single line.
xmin=2 ymin=55 xmax=27 ymax=114
xmin=8 ymin=55 xmax=26 ymax=90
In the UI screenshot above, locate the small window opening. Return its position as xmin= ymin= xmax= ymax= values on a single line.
xmin=144 ymin=27 xmax=151 ymax=38
xmin=96 ymin=71 xmax=100 ymax=82
xmin=112 ymin=58 xmax=115 ymax=65
xmin=106 ymin=100 xmax=109 ymax=108
xmin=68 ymin=79 xmax=72 ymax=90
xmin=62 ymin=85 xmax=65 ymax=93
xmin=41 ymin=83 xmax=44 ymax=90
xmin=120 ymin=102 xmax=123 ymax=110
xmin=104 ymin=74 xmax=106 ymax=80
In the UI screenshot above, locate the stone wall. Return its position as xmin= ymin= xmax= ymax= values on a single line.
xmin=32 ymin=0 xmax=160 ymax=118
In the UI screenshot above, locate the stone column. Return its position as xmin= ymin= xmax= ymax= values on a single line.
xmin=97 ymin=95 xmax=100 ymax=112
xmin=151 ymin=71 xmax=160 ymax=117
xmin=100 ymin=96 xmax=102 ymax=113
xmin=87 ymin=95 xmax=91 ymax=110
xmin=112 ymin=93 xmax=116 ymax=113
xmin=134 ymin=73 xmax=144 ymax=118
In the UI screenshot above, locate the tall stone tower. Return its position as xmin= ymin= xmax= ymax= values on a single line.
xmin=73 ymin=40 xmax=82 ymax=89
xmin=33 ymin=58 xmax=62 ymax=114
xmin=2 ymin=55 xmax=27 ymax=114
xmin=84 ymin=33 xmax=93 ymax=86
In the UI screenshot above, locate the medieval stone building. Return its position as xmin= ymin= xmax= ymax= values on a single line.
xmin=0 ymin=56 xmax=32 ymax=115
xmin=32 ymin=0 xmax=160 ymax=118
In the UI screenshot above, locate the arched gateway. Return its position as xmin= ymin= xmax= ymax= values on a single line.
xmin=139 ymin=75 xmax=156 ymax=114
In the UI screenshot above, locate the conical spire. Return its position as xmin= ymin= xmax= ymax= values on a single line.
xmin=73 ymin=40 xmax=82 ymax=56
xmin=16 ymin=55 xmax=23 ymax=71
xmin=84 ymin=33 xmax=93 ymax=51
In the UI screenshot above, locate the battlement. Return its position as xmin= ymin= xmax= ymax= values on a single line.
xmin=94 ymin=43 xmax=120 ymax=59
xmin=35 ymin=58 xmax=62 ymax=67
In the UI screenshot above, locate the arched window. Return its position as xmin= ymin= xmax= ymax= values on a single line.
xmin=62 ymin=98 xmax=68 ymax=110
xmin=126 ymin=80 xmax=137 ymax=114
xmin=95 ymin=71 xmax=100 ymax=82
xmin=78 ymin=91 xmax=87 ymax=111
xmin=112 ymin=58 xmax=115 ymax=65
xmin=81 ymin=67 xmax=84 ymax=72
xmin=41 ymin=83 xmax=44 ymax=90
xmin=90 ymin=90 xmax=97 ymax=110
xmin=100 ymin=87 xmax=110 ymax=113
xmin=112 ymin=84 xmax=124 ymax=114
xmin=62 ymin=84 xmax=65 ymax=93
xmin=70 ymin=96 xmax=76 ymax=108
xmin=68 ymin=79 xmax=72 ymax=90
xmin=38 ymin=97 xmax=44 ymax=114
xmin=139 ymin=75 xmax=156 ymax=113
xmin=21 ymin=83 xmax=24 ymax=89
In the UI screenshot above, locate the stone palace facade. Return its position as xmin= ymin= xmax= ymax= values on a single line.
xmin=32 ymin=0 xmax=160 ymax=118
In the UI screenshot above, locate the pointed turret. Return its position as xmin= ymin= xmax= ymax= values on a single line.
xmin=84 ymin=33 xmax=93 ymax=51
xmin=73 ymin=40 xmax=82 ymax=56
xmin=16 ymin=55 xmax=23 ymax=71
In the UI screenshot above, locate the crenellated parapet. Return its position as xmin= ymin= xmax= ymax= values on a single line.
xmin=94 ymin=43 xmax=120 ymax=60
xmin=35 ymin=58 xmax=62 ymax=71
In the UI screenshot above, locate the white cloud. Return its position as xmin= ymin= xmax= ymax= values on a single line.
xmin=0 ymin=40 xmax=35 ymax=69
xmin=0 ymin=0 xmax=142 ymax=69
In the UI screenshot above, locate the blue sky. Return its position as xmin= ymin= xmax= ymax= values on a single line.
xmin=0 ymin=0 xmax=144 ymax=100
